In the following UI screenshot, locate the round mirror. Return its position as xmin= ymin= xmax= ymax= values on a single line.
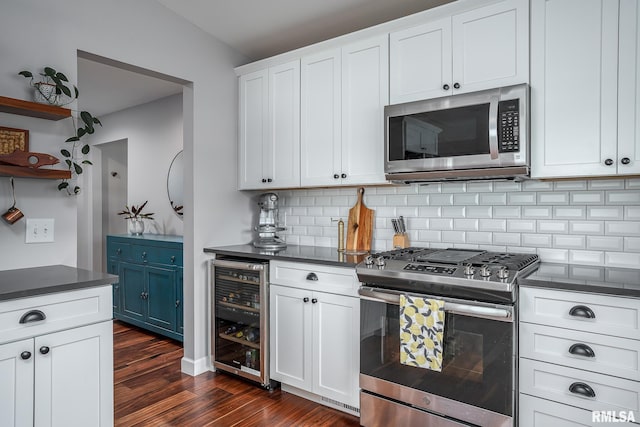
xmin=167 ymin=150 xmax=184 ymax=218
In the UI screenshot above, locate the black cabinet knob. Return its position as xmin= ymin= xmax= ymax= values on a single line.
xmin=333 ymin=174 xmax=339 ymax=179
xmin=569 ymin=305 xmax=596 ymax=319
xmin=569 ymin=382 xmax=596 ymax=398
xmin=170 ymin=256 xmax=176 ymax=263
xmin=453 ymin=82 xmax=460 ymax=89
xmin=569 ymin=343 xmax=596 ymax=358
xmin=175 ymin=300 xmax=180 ymax=308
xmin=312 ymin=298 xmax=318 ymax=304
xmin=267 ymin=178 xmax=273 ymax=183
xmin=261 ymin=179 xmax=267 ymax=183
xmin=303 ymin=297 xmax=310 ymax=303
xmin=621 ymin=157 xmax=631 ymax=165
xmin=604 ymin=158 xmax=614 ymax=166
xmin=341 ymin=173 xmax=347 ymax=179
xmin=443 ymin=84 xmax=450 ymax=90
xmin=20 ymin=351 xmax=32 ymax=360
xmin=39 ymin=346 xmax=50 ymax=355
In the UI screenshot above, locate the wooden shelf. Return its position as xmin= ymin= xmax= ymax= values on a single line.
xmin=0 ymin=164 xmax=70 ymax=179
xmin=0 ymin=96 xmax=71 ymax=121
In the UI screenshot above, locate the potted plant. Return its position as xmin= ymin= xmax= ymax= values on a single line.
xmin=117 ymin=201 xmax=154 ymax=235
xmin=18 ymin=66 xmax=102 ymax=195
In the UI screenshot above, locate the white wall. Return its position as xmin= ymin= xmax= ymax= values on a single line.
xmin=0 ymin=0 xmax=254 ymax=376
xmin=93 ymin=94 xmax=184 ymax=237
xmin=100 ymin=139 xmax=128 ymax=270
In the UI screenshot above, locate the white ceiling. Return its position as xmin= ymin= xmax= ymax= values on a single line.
xmin=78 ymin=0 xmax=453 ymax=117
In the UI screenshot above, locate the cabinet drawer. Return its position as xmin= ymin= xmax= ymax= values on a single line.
xmin=0 ymin=286 xmax=112 ymax=344
xmin=518 ymin=394 xmax=601 ymax=427
xmin=270 ymin=261 xmax=359 ymax=297
xmin=520 ymin=287 xmax=640 ymax=340
xmin=106 ymin=240 xmax=131 ymax=260
xmin=132 ymin=245 xmax=182 ymax=266
xmin=520 ymin=322 xmax=640 ymax=381
xmin=519 ymin=358 xmax=640 ymax=414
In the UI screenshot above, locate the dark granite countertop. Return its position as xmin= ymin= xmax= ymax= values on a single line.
xmin=204 ymin=244 xmax=368 ymax=267
xmin=519 ymin=262 xmax=640 ymax=298
xmin=0 ymin=265 xmax=118 ymax=301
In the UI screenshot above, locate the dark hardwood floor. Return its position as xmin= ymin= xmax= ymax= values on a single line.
xmin=114 ymin=321 xmax=361 ymax=426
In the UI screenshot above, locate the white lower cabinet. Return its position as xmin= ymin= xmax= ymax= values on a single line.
xmin=0 ymin=286 xmax=113 ymax=427
xmin=519 ymin=394 xmax=599 ymax=427
xmin=270 ymin=261 xmax=360 ymax=412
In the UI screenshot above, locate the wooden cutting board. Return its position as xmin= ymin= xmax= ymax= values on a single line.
xmin=346 ymin=187 xmax=374 ymax=253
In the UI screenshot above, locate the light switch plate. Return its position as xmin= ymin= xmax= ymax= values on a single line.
xmin=25 ymin=218 xmax=55 ymax=243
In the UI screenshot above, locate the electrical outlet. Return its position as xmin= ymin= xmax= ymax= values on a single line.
xmin=25 ymin=218 xmax=55 ymax=243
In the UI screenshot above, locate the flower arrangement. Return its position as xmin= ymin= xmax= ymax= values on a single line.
xmin=117 ymin=201 xmax=154 ymax=220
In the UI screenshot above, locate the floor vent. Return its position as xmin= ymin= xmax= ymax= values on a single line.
xmin=321 ymin=396 xmax=360 ymax=414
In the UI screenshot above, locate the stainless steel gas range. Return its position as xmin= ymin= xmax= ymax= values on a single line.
xmin=356 ymin=248 xmax=539 ymax=427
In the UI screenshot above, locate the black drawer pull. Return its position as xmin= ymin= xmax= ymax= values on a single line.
xmin=21 ymin=351 xmax=32 ymax=360
xmin=39 ymin=346 xmax=50 ymax=355
xmin=170 ymin=256 xmax=176 ymax=263
xmin=19 ymin=309 xmax=46 ymax=324
xmin=569 ymin=343 xmax=595 ymax=358
xmin=569 ymin=305 xmax=596 ymax=319
xmin=306 ymin=272 xmax=318 ymax=281
xmin=116 ymin=248 xmax=122 ymax=255
xmin=569 ymin=382 xmax=596 ymax=398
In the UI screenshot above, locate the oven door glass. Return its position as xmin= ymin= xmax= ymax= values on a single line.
xmin=388 ymin=103 xmax=490 ymax=161
xmin=360 ymin=297 xmax=513 ymax=416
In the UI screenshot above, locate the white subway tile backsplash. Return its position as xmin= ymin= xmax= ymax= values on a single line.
xmin=553 ymin=206 xmax=586 ymax=219
xmin=454 ymin=218 xmax=479 ymax=231
xmin=605 ymin=221 xmax=640 ymax=236
xmin=494 ymin=206 xmax=521 ymax=218
xmin=587 ymin=206 xmax=624 ymax=220
xmin=479 ymin=193 xmax=507 ymax=205
xmin=508 ymin=192 xmax=537 ymax=205
xmin=586 ymin=236 xmax=623 ymax=251
xmin=569 ymin=250 xmax=605 ymax=265
xmin=607 ymin=191 xmax=640 ymax=205
xmin=538 ymin=220 xmax=569 ymax=234
xmin=523 ymin=206 xmax=552 ymax=219
xmin=537 ymin=192 xmax=569 ymax=205
xmin=280 ymin=183 xmax=640 ymax=262
xmin=569 ymin=221 xmax=604 ymax=235
xmin=570 ymin=191 xmax=604 ymax=205
xmin=553 ymin=235 xmax=585 ymax=249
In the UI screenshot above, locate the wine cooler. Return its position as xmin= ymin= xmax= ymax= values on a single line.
xmin=210 ymin=257 xmax=274 ymax=388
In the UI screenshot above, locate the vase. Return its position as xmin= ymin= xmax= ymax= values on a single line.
xmin=129 ymin=219 xmax=144 ymax=235
xmin=33 ymin=82 xmax=60 ymax=105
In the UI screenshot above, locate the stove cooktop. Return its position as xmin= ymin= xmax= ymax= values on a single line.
xmin=356 ymin=248 xmax=540 ymax=303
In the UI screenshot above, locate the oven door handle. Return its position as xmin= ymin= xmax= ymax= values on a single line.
xmin=211 ymin=258 xmax=265 ymax=271
xmin=358 ymin=288 xmax=512 ymax=321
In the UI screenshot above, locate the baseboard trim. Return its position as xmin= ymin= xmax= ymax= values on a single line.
xmin=181 ymin=356 xmax=209 ymax=376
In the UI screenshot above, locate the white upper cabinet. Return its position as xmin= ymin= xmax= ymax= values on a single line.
xmin=238 ymin=60 xmax=300 ymax=190
xmin=300 ymin=36 xmax=388 ymax=187
xmin=390 ymin=0 xmax=528 ymax=104
xmin=531 ymin=0 xmax=640 ymax=178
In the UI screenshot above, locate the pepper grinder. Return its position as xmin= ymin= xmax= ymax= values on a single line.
xmin=332 ymin=218 xmax=345 ymax=252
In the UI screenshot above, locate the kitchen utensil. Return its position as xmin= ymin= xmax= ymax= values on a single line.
xmin=0 ymin=150 xmax=59 ymax=168
xmin=2 ymin=177 xmax=24 ymax=224
xmin=346 ymin=187 xmax=374 ymax=253
xmin=392 ymin=215 xmax=409 ymax=249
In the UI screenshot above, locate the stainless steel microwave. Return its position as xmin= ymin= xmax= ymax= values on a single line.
xmin=384 ymin=84 xmax=529 ymax=183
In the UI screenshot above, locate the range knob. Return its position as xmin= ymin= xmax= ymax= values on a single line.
xmin=479 ymin=265 xmax=492 ymax=278
xmin=497 ymin=266 xmax=510 ymax=280
xmin=463 ymin=264 xmax=475 ymax=276
xmin=364 ymin=255 xmax=374 ymax=266
xmin=375 ymin=257 xmax=386 ymax=268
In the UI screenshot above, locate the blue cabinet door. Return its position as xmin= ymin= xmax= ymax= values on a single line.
xmin=145 ymin=266 xmax=176 ymax=333
xmin=177 ymin=267 xmax=183 ymax=335
xmin=107 ymin=257 xmax=121 ymax=315
xmin=120 ymin=262 xmax=145 ymax=322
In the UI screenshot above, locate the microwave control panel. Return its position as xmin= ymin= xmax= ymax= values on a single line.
xmin=498 ymin=99 xmax=520 ymax=153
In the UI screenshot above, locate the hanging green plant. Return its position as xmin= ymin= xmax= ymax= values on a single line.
xmin=18 ymin=66 xmax=102 ymax=195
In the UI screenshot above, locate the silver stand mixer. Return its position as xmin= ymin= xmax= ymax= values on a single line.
xmin=253 ymin=193 xmax=286 ymax=250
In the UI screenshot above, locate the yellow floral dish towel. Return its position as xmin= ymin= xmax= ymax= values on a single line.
xmin=399 ymin=294 xmax=445 ymax=371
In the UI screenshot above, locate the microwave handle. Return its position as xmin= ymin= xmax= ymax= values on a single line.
xmin=488 ymin=96 xmax=499 ymax=160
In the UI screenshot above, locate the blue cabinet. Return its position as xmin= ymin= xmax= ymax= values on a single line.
xmin=107 ymin=234 xmax=183 ymax=341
